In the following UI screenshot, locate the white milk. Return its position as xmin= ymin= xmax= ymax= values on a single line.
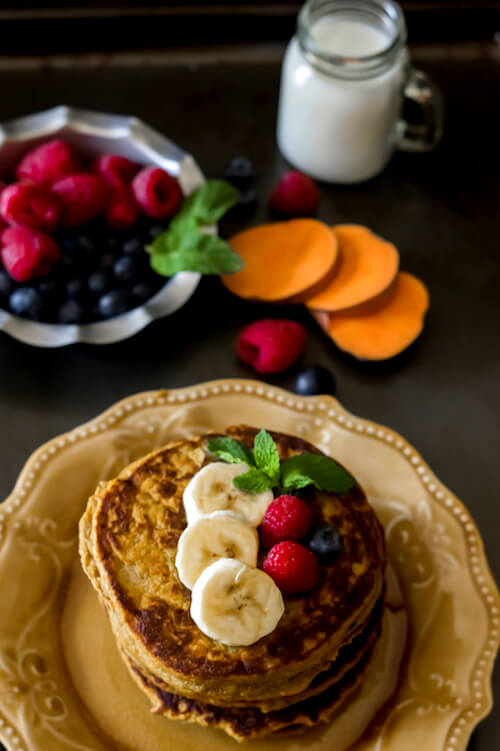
xmin=277 ymin=12 xmax=408 ymax=183
xmin=312 ymin=17 xmax=389 ymax=56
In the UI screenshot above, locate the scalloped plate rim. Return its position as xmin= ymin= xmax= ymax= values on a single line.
xmin=0 ymin=378 xmax=498 ymax=751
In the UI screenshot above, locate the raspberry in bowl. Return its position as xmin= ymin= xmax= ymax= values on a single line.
xmin=0 ymin=106 xmax=204 ymax=347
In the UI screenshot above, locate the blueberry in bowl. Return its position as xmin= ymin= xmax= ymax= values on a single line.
xmin=0 ymin=107 xmax=205 ymax=347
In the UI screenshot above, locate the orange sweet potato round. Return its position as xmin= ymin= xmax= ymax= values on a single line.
xmin=313 ymin=272 xmax=430 ymax=360
xmin=305 ymin=225 xmax=399 ymax=312
xmin=221 ymin=219 xmax=338 ymax=302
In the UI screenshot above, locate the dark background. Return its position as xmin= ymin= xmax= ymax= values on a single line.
xmin=0 ymin=1 xmax=498 ymax=52
xmin=0 ymin=2 xmax=498 ymax=751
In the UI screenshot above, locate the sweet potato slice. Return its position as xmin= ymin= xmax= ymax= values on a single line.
xmin=313 ymin=272 xmax=429 ymax=360
xmin=305 ymin=224 xmax=399 ymax=312
xmin=221 ymin=219 xmax=338 ymax=302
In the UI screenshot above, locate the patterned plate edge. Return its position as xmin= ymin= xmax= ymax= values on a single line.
xmin=0 ymin=378 xmax=498 ymax=751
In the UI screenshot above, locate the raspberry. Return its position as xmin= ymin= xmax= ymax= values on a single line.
xmin=52 ymin=173 xmax=108 ymax=227
xmin=105 ymin=184 xmax=139 ymax=230
xmin=0 ymin=183 xmax=61 ymax=232
xmin=1 ymin=226 xmax=60 ymax=282
xmin=263 ymin=541 xmax=319 ymax=595
xmin=132 ymin=167 xmax=183 ymax=219
xmin=236 ymin=319 xmax=306 ymax=374
xmin=16 ymin=139 xmax=82 ymax=186
xmin=260 ymin=495 xmax=312 ymax=548
xmin=93 ymin=154 xmax=140 ymax=188
xmin=269 ymin=171 xmax=320 ymax=217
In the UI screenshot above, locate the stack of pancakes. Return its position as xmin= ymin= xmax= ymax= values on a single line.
xmin=79 ymin=425 xmax=386 ymax=741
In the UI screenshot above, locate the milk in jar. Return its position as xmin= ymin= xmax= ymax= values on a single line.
xmin=277 ymin=0 xmax=409 ymax=183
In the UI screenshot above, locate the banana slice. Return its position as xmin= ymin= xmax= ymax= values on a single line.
xmin=175 ymin=511 xmax=259 ymax=590
xmin=190 ymin=558 xmax=284 ymax=646
xmin=183 ymin=462 xmax=273 ymax=527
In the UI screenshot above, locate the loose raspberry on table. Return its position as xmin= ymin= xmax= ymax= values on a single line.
xmin=269 ymin=170 xmax=320 ymax=217
xmin=0 ymin=183 xmax=61 ymax=233
xmin=52 ymin=173 xmax=108 ymax=227
xmin=236 ymin=319 xmax=307 ymax=374
xmin=260 ymin=495 xmax=312 ymax=548
xmin=263 ymin=541 xmax=319 ymax=594
xmin=1 ymin=226 xmax=60 ymax=282
xmin=16 ymin=139 xmax=82 ymax=186
xmin=93 ymin=154 xmax=140 ymax=188
xmin=132 ymin=167 xmax=183 ymax=219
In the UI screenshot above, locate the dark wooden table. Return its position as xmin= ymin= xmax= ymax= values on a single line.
xmin=0 ymin=44 xmax=498 ymax=750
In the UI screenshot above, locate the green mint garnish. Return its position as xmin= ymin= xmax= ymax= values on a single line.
xmin=233 ymin=469 xmax=273 ymax=493
xmin=177 ymin=179 xmax=240 ymax=225
xmin=206 ymin=436 xmax=255 ymax=467
xmin=253 ymin=429 xmax=280 ymax=485
xmin=280 ymin=454 xmax=355 ymax=493
xmin=148 ymin=180 xmax=243 ymax=276
xmin=206 ymin=429 xmax=356 ymax=495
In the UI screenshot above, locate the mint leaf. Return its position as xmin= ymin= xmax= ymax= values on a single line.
xmin=233 ymin=468 xmax=272 ymax=493
xmin=206 ymin=437 xmax=255 ymax=467
xmin=151 ymin=232 xmax=243 ymax=275
xmin=253 ymin=429 xmax=280 ymax=484
xmin=148 ymin=180 xmax=243 ymax=277
xmin=280 ymin=454 xmax=355 ymax=493
xmin=173 ymin=180 xmax=240 ymax=228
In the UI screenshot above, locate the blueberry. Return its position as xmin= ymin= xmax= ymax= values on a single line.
xmin=61 ymin=236 xmax=78 ymax=254
xmin=76 ymin=234 xmax=97 ymax=254
xmin=37 ymin=279 xmax=59 ymax=297
xmin=148 ymin=224 xmax=165 ymax=240
xmin=113 ymin=255 xmax=137 ymax=282
xmin=88 ymin=270 xmax=110 ymax=295
xmin=100 ymin=252 xmax=117 ymax=270
xmin=294 ymin=366 xmax=337 ymax=396
xmin=9 ymin=288 xmax=43 ymax=319
xmin=58 ymin=299 xmax=85 ymax=324
xmin=62 ymin=254 xmax=79 ymax=274
xmin=122 ymin=237 xmax=143 ymax=257
xmin=66 ymin=278 xmax=86 ymax=300
xmin=0 ymin=270 xmax=14 ymax=297
xmin=132 ymin=282 xmax=155 ymax=301
xmin=98 ymin=290 xmax=133 ymax=318
xmin=230 ymin=187 xmax=257 ymax=220
xmin=307 ymin=525 xmax=343 ymax=563
xmin=223 ymin=156 xmax=255 ymax=190
xmin=106 ymin=235 xmax=120 ymax=252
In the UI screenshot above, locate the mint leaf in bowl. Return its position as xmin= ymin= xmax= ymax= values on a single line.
xmin=148 ymin=179 xmax=243 ymax=277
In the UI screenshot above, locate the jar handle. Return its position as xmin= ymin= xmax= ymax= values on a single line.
xmin=398 ymin=67 xmax=444 ymax=153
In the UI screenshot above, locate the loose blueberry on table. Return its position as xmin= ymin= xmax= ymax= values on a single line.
xmin=0 ymin=139 xmax=183 ymax=324
xmin=294 ymin=365 xmax=337 ymax=396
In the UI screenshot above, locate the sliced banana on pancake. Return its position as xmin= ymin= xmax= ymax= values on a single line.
xmin=175 ymin=511 xmax=259 ymax=590
xmin=190 ymin=558 xmax=284 ymax=646
xmin=183 ymin=461 xmax=273 ymax=527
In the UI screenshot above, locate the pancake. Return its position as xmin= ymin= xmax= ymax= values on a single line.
xmin=79 ymin=425 xmax=386 ymax=738
xmin=122 ymin=591 xmax=383 ymax=726
xmin=124 ymin=591 xmax=384 ymax=714
xmin=124 ymin=634 xmax=378 ymax=742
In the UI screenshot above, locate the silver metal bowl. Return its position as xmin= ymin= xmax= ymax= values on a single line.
xmin=0 ymin=106 xmax=203 ymax=347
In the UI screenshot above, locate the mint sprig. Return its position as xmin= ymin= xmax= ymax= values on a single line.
xmin=148 ymin=180 xmax=243 ymax=276
xmin=233 ymin=469 xmax=272 ymax=493
xmin=206 ymin=436 xmax=255 ymax=467
xmin=280 ymin=454 xmax=355 ymax=493
xmin=206 ymin=429 xmax=356 ymax=495
xmin=252 ymin=429 xmax=280 ymax=486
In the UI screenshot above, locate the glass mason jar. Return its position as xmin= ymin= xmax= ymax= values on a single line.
xmin=277 ymin=0 xmax=443 ymax=183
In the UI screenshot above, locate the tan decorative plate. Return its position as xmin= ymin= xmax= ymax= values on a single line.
xmin=0 ymin=380 xmax=498 ymax=751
